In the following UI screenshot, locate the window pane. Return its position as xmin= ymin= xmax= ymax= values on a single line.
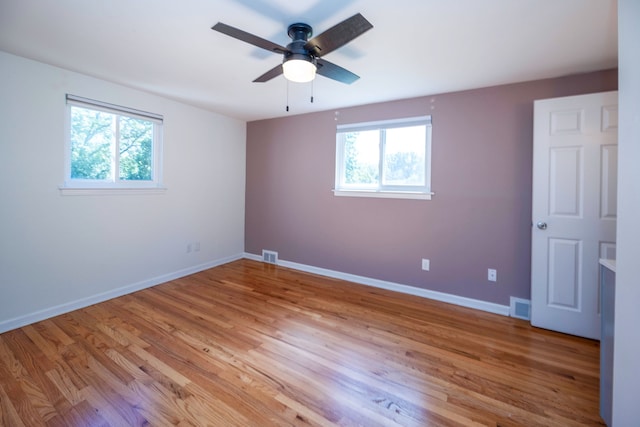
xmin=119 ymin=117 xmax=153 ymax=181
xmin=343 ymin=130 xmax=380 ymax=185
xmin=383 ymin=125 xmax=426 ymax=186
xmin=70 ymin=106 xmax=114 ymax=180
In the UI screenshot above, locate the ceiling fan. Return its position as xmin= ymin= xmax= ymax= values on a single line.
xmin=212 ymin=13 xmax=373 ymax=84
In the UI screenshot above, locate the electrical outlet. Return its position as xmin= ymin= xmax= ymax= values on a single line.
xmin=488 ymin=268 xmax=497 ymax=282
xmin=187 ymin=241 xmax=200 ymax=253
xmin=421 ymin=258 xmax=430 ymax=271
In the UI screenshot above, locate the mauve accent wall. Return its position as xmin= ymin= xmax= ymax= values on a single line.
xmin=246 ymin=70 xmax=617 ymax=305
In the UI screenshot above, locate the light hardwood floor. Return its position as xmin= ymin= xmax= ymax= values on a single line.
xmin=0 ymin=259 xmax=604 ymax=426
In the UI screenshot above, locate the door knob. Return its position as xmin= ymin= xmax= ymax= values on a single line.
xmin=536 ymin=221 xmax=548 ymax=230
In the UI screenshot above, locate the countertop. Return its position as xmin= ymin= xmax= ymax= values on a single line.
xmin=599 ymin=258 xmax=617 ymax=273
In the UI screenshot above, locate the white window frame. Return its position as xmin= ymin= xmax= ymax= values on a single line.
xmin=61 ymin=94 xmax=165 ymax=195
xmin=334 ymin=116 xmax=433 ymax=200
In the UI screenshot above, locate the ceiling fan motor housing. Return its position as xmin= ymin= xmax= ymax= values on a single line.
xmin=285 ymin=23 xmax=315 ymax=64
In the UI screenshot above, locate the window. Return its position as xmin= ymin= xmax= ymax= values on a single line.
xmin=335 ymin=116 xmax=432 ymax=199
xmin=62 ymin=95 xmax=164 ymax=193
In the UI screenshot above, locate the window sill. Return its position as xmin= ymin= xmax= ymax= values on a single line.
xmin=333 ymin=189 xmax=433 ymax=200
xmin=59 ymin=186 xmax=168 ymax=196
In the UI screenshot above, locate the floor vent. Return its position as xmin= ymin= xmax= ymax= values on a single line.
xmin=262 ymin=250 xmax=278 ymax=264
xmin=510 ymin=297 xmax=531 ymax=320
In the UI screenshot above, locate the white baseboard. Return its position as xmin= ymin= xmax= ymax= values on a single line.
xmin=1 ymin=253 xmax=511 ymax=334
xmin=244 ymin=252 xmax=510 ymax=316
xmin=0 ymin=253 xmax=244 ymax=334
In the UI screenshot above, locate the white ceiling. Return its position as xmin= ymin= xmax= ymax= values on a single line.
xmin=0 ymin=0 xmax=617 ymax=122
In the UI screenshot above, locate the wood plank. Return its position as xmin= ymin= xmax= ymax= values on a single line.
xmin=0 ymin=383 xmax=27 ymax=427
xmin=0 ymin=335 xmax=57 ymax=424
xmin=0 ymin=259 xmax=604 ymax=426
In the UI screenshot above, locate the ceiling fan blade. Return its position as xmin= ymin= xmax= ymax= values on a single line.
xmin=316 ymin=58 xmax=359 ymax=84
xmin=253 ymin=64 xmax=284 ymax=83
xmin=305 ymin=13 xmax=373 ymax=57
xmin=212 ymin=22 xmax=288 ymax=54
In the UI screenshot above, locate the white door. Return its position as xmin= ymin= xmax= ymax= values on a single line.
xmin=531 ymin=91 xmax=618 ymax=340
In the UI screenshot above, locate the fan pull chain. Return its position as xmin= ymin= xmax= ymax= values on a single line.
xmin=286 ymin=80 xmax=289 ymax=112
xmin=310 ymin=80 xmax=314 ymax=104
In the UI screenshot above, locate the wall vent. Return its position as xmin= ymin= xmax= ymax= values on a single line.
xmin=262 ymin=250 xmax=278 ymax=264
xmin=510 ymin=297 xmax=531 ymax=320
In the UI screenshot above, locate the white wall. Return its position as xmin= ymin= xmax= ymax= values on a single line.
xmin=613 ymin=0 xmax=640 ymax=424
xmin=0 ymin=51 xmax=246 ymax=332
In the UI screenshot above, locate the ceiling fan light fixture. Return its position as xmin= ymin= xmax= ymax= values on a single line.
xmin=282 ymin=57 xmax=316 ymax=83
